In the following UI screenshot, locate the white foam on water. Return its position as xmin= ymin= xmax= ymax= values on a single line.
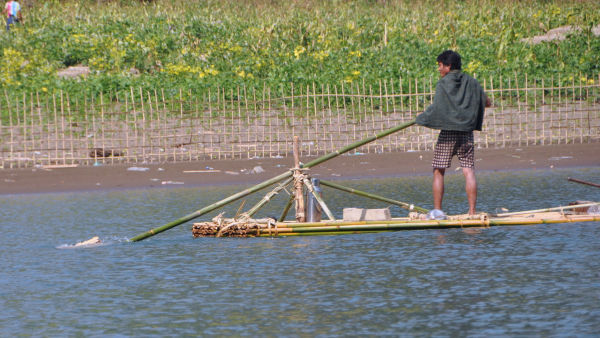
xmin=56 ymin=236 xmax=130 ymax=249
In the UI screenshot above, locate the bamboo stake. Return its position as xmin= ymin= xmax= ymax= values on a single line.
xmin=559 ymin=74 xmax=563 ymax=144
xmin=525 ymin=73 xmax=529 ymax=146
xmin=130 ymin=119 xmax=417 ymax=241
xmin=52 ymin=93 xmax=58 ymax=165
xmin=37 ymin=92 xmax=45 ymax=167
xmin=66 ymin=92 xmax=74 ymax=165
xmin=231 ymin=88 xmax=235 ymax=159
xmin=319 ymin=180 xmax=429 ymax=213
xmin=142 ymin=88 xmax=147 ymax=162
xmin=130 ymin=87 xmax=138 ymax=163
xmin=22 ymin=93 xmax=27 ymax=167
xmin=268 ymin=86 xmax=273 ymax=158
xmin=32 ymin=93 xmax=39 ymax=165
xmin=100 ymin=92 xmax=105 ymax=165
xmin=578 ymin=74 xmax=583 ymax=143
xmin=148 ymin=91 xmax=155 ymax=162
xmin=293 ymin=136 xmax=305 ymax=222
xmin=540 ymin=77 xmax=545 ymax=145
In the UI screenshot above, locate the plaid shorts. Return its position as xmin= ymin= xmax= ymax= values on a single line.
xmin=432 ymin=130 xmax=475 ymax=169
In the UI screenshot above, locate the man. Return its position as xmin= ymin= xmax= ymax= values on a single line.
xmin=416 ymin=50 xmax=491 ymax=217
xmin=4 ymin=0 xmax=21 ymax=31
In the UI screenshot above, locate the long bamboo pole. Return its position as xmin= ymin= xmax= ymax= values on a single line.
xmin=493 ymin=202 xmax=599 ymax=217
xmin=319 ymin=180 xmax=429 ymax=214
xmin=130 ymin=170 xmax=292 ymax=241
xmin=567 ymin=177 xmax=600 ymax=189
xmin=130 ymin=119 xmax=416 ymax=241
xmin=301 ymin=120 xmax=416 ymax=168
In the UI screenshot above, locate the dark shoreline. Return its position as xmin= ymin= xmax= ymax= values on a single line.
xmin=1 ymin=143 xmax=598 ymax=196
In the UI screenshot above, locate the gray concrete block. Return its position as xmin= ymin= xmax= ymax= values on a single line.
xmin=343 ymin=208 xmax=391 ymax=221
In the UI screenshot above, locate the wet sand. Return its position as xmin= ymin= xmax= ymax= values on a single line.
xmin=1 ymin=143 xmax=598 ymax=195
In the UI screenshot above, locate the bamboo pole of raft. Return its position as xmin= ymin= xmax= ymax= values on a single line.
xmin=255 ymin=215 xmax=600 ymax=236
xmin=567 ymin=177 xmax=600 ymax=189
xmin=130 ymin=119 xmax=416 ymax=241
xmin=244 ymin=177 xmax=293 ymax=218
xmin=493 ymin=202 xmax=600 ymax=217
xmin=279 ymin=194 xmax=295 ymax=221
xmin=319 ymin=180 xmax=429 ymax=214
xmin=303 ymin=178 xmax=336 ymax=220
xmin=293 ymin=135 xmax=305 ymax=222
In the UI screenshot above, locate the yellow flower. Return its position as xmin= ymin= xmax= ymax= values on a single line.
xmin=465 ymin=60 xmax=482 ymax=74
xmin=313 ymin=50 xmax=329 ymax=61
xmin=1 ymin=48 xmax=27 ymax=86
xmin=294 ymin=45 xmax=306 ymax=59
xmin=578 ymin=76 xmax=595 ymax=85
xmin=205 ymin=66 xmax=219 ymax=76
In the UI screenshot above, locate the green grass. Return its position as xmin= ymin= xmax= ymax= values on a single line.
xmin=0 ymin=0 xmax=599 ymax=104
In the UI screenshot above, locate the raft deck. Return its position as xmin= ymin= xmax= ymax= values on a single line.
xmin=192 ymin=210 xmax=600 ymax=238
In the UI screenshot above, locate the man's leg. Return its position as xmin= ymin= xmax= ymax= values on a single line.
xmin=433 ymin=168 xmax=445 ymax=210
xmin=462 ymin=167 xmax=477 ymax=214
xmin=7 ymin=16 xmax=15 ymax=31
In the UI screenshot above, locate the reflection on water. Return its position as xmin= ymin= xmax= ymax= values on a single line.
xmin=1 ymin=168 xmax=599 ymax=336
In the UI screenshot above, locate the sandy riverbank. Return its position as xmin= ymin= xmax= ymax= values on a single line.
xmin=0 ymin=143 xmax=598 ymax=195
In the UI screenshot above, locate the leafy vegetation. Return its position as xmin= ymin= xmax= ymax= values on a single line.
xmin=1 ymin=0 xmax=599 ymax=103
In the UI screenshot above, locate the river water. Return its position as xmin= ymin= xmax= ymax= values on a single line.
xmin=1 ymin=168 xmax=599 ymax=336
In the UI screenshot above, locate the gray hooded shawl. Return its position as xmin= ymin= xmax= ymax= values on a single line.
xmin=416 ymin=70 xmax=486 ymax=131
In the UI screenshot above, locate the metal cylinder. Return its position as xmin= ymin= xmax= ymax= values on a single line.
xmin=306 ymin=178 xmax=322 ymax=222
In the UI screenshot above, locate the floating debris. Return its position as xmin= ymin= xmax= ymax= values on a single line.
xmin=161 ymin=181 xmax=184 ymax=185
xmin=127 ymin=167 xmax=150 ymax=172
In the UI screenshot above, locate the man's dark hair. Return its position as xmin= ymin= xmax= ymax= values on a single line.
xmin=437 ymin=50 xmax=461 ymax=70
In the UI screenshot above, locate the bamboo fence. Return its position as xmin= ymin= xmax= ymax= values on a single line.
xmin=1 ymin=74 xmax=599 ymax=168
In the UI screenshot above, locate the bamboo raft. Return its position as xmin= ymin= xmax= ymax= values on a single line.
xmin=129 ymin=120 xmax=600 ymax=242
xmin=191 ymin=208 xmax=600 ymax=238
